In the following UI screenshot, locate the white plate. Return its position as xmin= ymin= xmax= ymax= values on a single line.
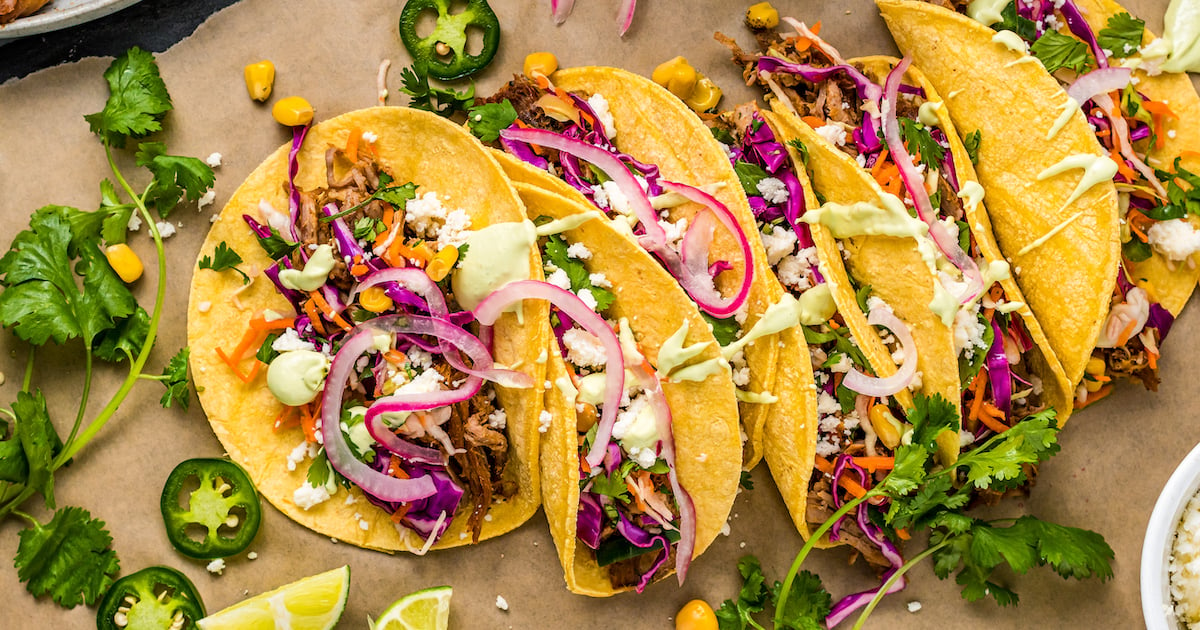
xmin=0 ymin=0 xmax=144 ymax=40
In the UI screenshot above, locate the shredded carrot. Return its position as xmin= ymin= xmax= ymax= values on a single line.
xmin=1110 ymin=147 xmax=1137 ymax=181
xmin=870 ymin=150 xmax=891 ymax=179
xmin=813 ymin=456 xmax=868 ymax=499
xmin=309 ymin=291 xmax=352 ymax=331
xmin=827 ymin=319 xmax=841 ymax=330
xmin=244 ymin=360 xmax=262 ymax=383
xmin=852 ymin=456 xmax=895 ymax=471
xmin=895 ymin=528 xmax=911 ymax=541
xmin=350 ymin=263 xmax=369 ymax=276
xmin=967 ymin=369 xmax=988 ymax=431
xmin=303 ymin=299 xmax=327 ymax=336
xmin=344 ymin=127 xmax=363 ymax=163
xmin=384 ymin=349 xmax=408 ymax=365
xmin=627 ymin=475 xmax=649 ymax=513
xmin=1142 ymin=100 xmax=1178 ymax=150
xmin=272 ymin=406 xmax=300 ymax=432
xmin=977 ymin=404 xmax=1010 ymax=434
xmin=390 ymin=504 xmax=411 ymax=524
xmin=215 ymin=347 xmax=253 ymax=383
xmin=580 ymin=455 xmax=592 ymax=474
xmin=298 ymin=403 xmax=318 ymax=443
xmin=811 ymin=20 xmax=822 ymax=34
xmin=1127 ymin=208 xmax=1154 ymax=243
xmin=1180 ymin=150 xmax=1200 ymax=161
xmin=801 ymin=115 xmax=826 ymax=129
xmin=249 ymin=316 xmax=296 ymax=332
xmin=1114 ymin=317 xmax=1140 ymax=347
xmin=1148 ymin=346 xmax=1160 ymax=370
xmin=1075 ymin=385 xmax=1113 ymax=409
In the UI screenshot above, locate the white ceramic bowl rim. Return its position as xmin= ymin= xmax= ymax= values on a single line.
xmin=1143 ymin=441 xmax=1200 ymax=629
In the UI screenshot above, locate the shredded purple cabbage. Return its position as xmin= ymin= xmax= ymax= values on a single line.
xmin=361 ymin=449 xmax=463 ymax=544
xmin=614 ymin=510 xmax=672 ymax=593
xmin=577 ymin=493 xmax=604 ymax=549
xmin=1148 ymin=303 xmax=1175 ymax=340
xmin=1056 ymin=1 xmax=1109 ymax=68
xmin=986 ymin=316 xmax=1013 ymax=420
xmin=286 ymin=124 xmax=309 ymax=249
xmin=756 ymin=56 xmax=884 ymax=153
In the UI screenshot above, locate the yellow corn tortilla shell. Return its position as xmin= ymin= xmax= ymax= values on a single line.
xmin=1073 ymin=0 xmax=1200 ymax=315
xmin=518 ymin=182 xmax=741 ymax=596
xmin=877 ymin=0 xmax=1122 ymax=387
xmin=533 ymin=66 xmax=785 ymax=470
xmin=187 ymin=107 xmax=547 ymax=552
xmin=760 ymin=108 xmax=913 ymax=547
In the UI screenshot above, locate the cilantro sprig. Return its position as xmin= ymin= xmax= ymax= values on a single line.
xmin=1097 ymin=13 xmax=1145 ymax=59
xmin=399 ymin=63 xmax=475 ymax=117
xmin=198 ymin=241 xmax=249 ymax=284
xmin=1031 ymin=30 xmax=1093 ymax=75
xmin=758 ymin=395 xmax=1113 ymax=629
xmin=467 ymin=100 xmax=519 ymax=143
xmin=0 ymin=47 xmax=206 ymax=607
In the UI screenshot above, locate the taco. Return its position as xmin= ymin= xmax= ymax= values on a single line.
xmin=514 ymin=182 xmax=741 ymax=595
xmin=717 ymin=23 xmax=1074 ymax=456
xmin=477 ymin=66 xmax=788 ymax=469
xmin=188 ymin=107 xmax=549 ymax=552
xmin=877 ymin=0 xmax=1199 ymax=400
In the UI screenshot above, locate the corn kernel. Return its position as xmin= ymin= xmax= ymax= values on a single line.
xmin=243 ymin=60 xmax=275 ymax=102
xmin=359 ymin=286 xmax=393 ymax=313
xmin=524 ymin=52 xmax=558 ymax=79
xmin=684 ymin=75 xmax=723 ymax=113
xmin=746 ymin=2 xmax=780 ymax=29
xmin=425 ymin=246 xmax=460 ymax=282
xmin=272 ymin=96 xmax=314 ymax=127
xmin=675 ymin=599 xmax=718 ymax=630
xmin=1084 ymin=379 xmax=1104 ymax=393
xmin=1086 ymin=356 xmax=1106 ymax=376
xmin=105 ymin=243 xmax=143 ymax=283
xmin=651 ymin=56 xmax=699 ymax=100
xmin=868 ymin=404 xmax=902 ymax=449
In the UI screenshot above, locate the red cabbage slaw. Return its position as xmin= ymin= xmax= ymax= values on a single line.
xmin=496 ymin=80 xmax=755 ymax=319
xmin=475 ymin=279 xmax=696 ymax=590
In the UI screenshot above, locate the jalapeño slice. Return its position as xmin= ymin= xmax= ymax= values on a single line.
xmin=399 ymin=0 xmax=501 ymax=80
xmin=97 ymin=566 xmax=205 ymax=630
xmin=160 ymin=458 xmax=261 ymax=559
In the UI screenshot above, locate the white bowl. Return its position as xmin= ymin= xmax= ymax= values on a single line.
xmin=1143 ymin=442 xmax=1200 ymax=629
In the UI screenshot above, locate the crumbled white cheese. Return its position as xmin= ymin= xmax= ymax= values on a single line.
xmin=1147 ymin=219 xmax=1200 ymax=262
xmin=730 ymin=350 xmax=751 ymax=387
xmin=293 ymin=482 xmax=332 ymax=510
xmin=404 ymin=193 xmax=472 ymax=249
xmin=206 ymin=558 xmax=226 ymax=575
xmin=197 ymin=189 xmax=216 ymax=211
xmin=546 ymin=268 xmax=571 ymax=290
xmin=496 ymin=595 xmax=509 ymax=611
xmin=589 ymin=272 xmax=612 ymax=288
xmin=760 ymin=225 xmax=798 ymax=266
xmin=907 ymin=601 xmax=922 ymax=613
xmin=562 ymin=328 xmax=607 ymax=368
xmin=566 ymin=242 xmax=593 ymax=260
xmin=247 ymin=551 xmax=258 ymax=560
xmin=436 ymin=209 xmax=472 ymax=249
xmin=197 ymin=301 xmax=212 ymax=313
xmin=660 ymin=216 xmax=688 ymax=252
xmin=577 ymin=288 xmax=599 ymax=311
xmin=273 ymin=328 xmax=317 ymax=353
xmin=155 ymin=221 xmax=176 ymax=238
xmin=286 ymin=440 xmax=311 ymax=472
xmin=487 ymin=409 xmax=507 ymax=429
xmin=538 ymin=410 xmax=552 ymax=434
xmin=205 ymin=152 xmax=223 ymax=168
xmin=951 ymin=299 xmax=988 ymax=357
xmin=816 ymin=391 xmax=841 ymax=415
xmin=407 ymin=347 xmax=434 ymax=370
xmin=815 ymin=123 xmax=848 ymax=147
xmin=587 ymin=94 xmax=618 ymax=139
xmin=127 ymin=212 xmax=143 ymax=232
xmin=756 ymin=177 xmax=790 ymax=205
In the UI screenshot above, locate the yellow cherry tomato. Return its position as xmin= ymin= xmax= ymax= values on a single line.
xmin=675 ymin=599 xmax=718 ymax=630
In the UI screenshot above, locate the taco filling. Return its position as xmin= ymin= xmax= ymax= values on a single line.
xmin=227 ymin=129 xmax=530 ymax=550
xmin=533 ymin=226 xmax=700 ymax=592
xmin=903 ymin=0 xmax=1185 ymax=396
xmin=719 ymin=25 xmax=1057 ymax=438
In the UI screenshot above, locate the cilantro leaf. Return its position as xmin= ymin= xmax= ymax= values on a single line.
xmin=734 ymin=161 xmax=770 ymax=198
xmin=0 ymin=209 xmax=136 ymax=347
xmin=994 ymin=2 xmax=1038 ymax=42
xmin=1097 ymin=13 xmax=1145 ymax=59
xmin=14 ymin=507 xmax=120 ymax=608
xmin=83 ymin=47 xmax=172 ymax=147
xmin=542 ymin=235 xmax=615 ymax=312
xmin=786 ymin=138 xmax=810 ymax=166
xmin=467 ymin=100 xmax=519 ymax=143
xmin=1022 ymin=515 xmax=1115 ymax=580
xmin=306 ymin=449 xmax=333 ymax=489
xmin=739 ymin=470 xmax=755 ymax=491
xmin=256 ymin=332 xmax=281 ymax=365
xmin=587 ymin=470 xmax=631 ymax=503
xmin=399 ymin=64 xmax=475 ymax=117
xmin=198 ymin=242 xmax=249 ymax=285
xmin=963 ymin=130 xmax=982 ymax=165
xmin=772 ymin=569 xmax=831 ymax=630
xmin=135 ymin=142 xmax=216 ymax=219
xmin=703 ymin=312 xmax=741 ymax=347
xmin=158 ymin=346 xmax=191 ymax=410
xmin=254 ymin=225 xmax=300 ymax=261
xmin=716 ymin=555 xmax=771 ymax=630
xmin=12 ymin=390 xmax=62 ymax=509
xmin=353 ymin=216 xmax=385 ymax=241
xmin=899 ymin=117 xmax=945 ymax=170
xmin=92 ymin=306 xmax=150 ymax=363
xmin=1031 ymin=31 xmax=1093 ymax=74
xmin=907 ymin=393 xmax=960 ymax=451
xmin=1152 ymin=158 xmax=1200 ymax=220
xmin=326 ymin=181 xmax=418 ymax=222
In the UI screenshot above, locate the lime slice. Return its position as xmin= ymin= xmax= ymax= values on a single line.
xmin=372 ymin=585 xmax=452 ymax=630
xmin=197 ymin=565 xmax=350 ymax=630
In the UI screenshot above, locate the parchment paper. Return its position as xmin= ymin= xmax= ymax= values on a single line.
xmin=0 ymin=0 xmax=1195 ymax=627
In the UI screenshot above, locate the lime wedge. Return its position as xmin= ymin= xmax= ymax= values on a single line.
xmin=372 ymin=585 xmax=452 ymax=630
xmin=197 ymin=565 xmax=350 ymax=630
